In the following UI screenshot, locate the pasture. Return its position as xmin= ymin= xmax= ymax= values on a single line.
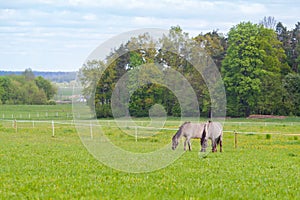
xmin=54 ymin=87 xmax=82 ymax=102
xmin=0 ymin=105 xmax=299 ymax=199
xmin=0 ymin=104 xmax=73 ymax=120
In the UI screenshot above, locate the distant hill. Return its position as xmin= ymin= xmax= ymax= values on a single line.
xmin=0 ymin=71 xmax=77 ymax=83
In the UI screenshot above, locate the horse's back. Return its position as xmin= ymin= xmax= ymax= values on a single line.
xmin=182 ymin=122 xmax=205 ymax=138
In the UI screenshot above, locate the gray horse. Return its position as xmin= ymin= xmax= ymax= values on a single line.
xmin=171 ymin=122 xmax=206 ymax=151
xmin=201 ymin=120 xmax=223 ymax=152
xmin=172 ymin=121 xmax=223 ymax=152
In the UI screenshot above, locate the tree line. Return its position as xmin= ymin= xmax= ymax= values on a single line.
xmin=0 ymin=71 xmax=76 ymax=83
xmin=0 ymin=68 xmax=57 ymax=105
xmin=79 ymin=18 xmax=300 ymax=117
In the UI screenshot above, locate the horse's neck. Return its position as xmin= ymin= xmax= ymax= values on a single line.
xmin=176 ymin=130 xmax=183 ymax=139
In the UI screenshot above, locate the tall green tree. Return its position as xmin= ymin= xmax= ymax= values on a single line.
xmin=0 ymin=76 xmax=13 ymax=104
xmin=84 ymin=26 xmax=220 ymax=118
xmin=194 ymin=30 xmax=227 ymax=70
xmin=276 ymin=21 xmax=300 ymax=73
xmin=158 ymin=26 xmax=209 ymax=116
xmin=222 ymin=22 xmax=288 ymax=116
xmin=283 ymin=73 xmax=300 ymax=115
xmin=0 ymin=70 xmax=56 ymax=105
xmin=260 ymin=16 xmax=277 ymax=30
xmin=292 ymin=22 xmax=300 ymax=72
xmin=35 ymin=76 xmax=56 ymax=100
xmin=23 ymin=68 xmax=35 ymax=81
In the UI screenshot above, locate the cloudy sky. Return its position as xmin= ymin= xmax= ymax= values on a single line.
xmin=1 ymin=0 xmax=299 ymax=72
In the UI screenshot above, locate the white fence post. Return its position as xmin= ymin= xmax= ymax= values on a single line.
xmin=52 ymin=120 xmax=55 ymax=137
xmin=14 ymin=119 xmax=17 ymax=133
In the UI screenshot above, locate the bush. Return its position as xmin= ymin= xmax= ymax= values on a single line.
xmin=95 ymin=104 xmax=112 ymax=118
xmin=266 ymin=134 xmax=271 ymax=140
xmin=48 ymin=100 xmax=56 ymax=105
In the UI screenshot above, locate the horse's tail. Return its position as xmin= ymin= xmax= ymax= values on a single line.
xmin=215 ymin=135 xmax=221 ymax=145
xmin=218 ymin=130 xmax=223 ymax=152
xmin=201 ymin=123 xmax=207 ymax=145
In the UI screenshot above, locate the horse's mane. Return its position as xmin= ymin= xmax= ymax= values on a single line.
xmin=174 ymin=121 xmax=190 ymax=139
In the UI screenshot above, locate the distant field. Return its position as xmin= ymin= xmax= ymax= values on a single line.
xmin=0 ymin=104 xmax=73 ymax=120
xmin=54 ymin=87 xmax=82 ymax=101
xmin=0 ymin=108 xmax=299 ymax=199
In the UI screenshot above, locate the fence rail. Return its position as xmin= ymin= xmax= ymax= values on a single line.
xmin=1 ymin=119 xmax=299 ymax=134
xmin=2 ymin=119 xmax=299 ymax=149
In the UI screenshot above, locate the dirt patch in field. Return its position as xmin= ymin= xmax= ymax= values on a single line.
xmin=247 ymin=114 xmax=286 ymax=119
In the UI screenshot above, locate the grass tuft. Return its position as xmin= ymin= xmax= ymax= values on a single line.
xmin=266 ymin=134 xmax=271 ymax=139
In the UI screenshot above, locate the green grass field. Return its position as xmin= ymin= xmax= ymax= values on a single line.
xmin=0 ymin=105 xmax=300 ymax=199
xmin=54 ymin=87 xmax=83 ymax=101
xmin=0 ymin=104 xmax=73 ymax=120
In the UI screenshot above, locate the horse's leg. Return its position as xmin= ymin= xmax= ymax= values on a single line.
xmin=214 ymin=140 xmax=217 ymax=152
xmin=211 ymin=138 xmax=216 ymax=152
xmin=184 ymin=138 xmax=187 ymax=151
xmin=187 ymin=138 xmax=192 ymax=151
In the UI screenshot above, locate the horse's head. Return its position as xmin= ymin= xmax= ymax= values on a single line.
xmin=172 ymin=136 xmax=179 ymax=150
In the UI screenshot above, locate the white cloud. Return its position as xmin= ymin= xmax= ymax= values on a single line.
xmin=238 ymin=3 xmax=266 ymax=15
xmin=0 ymin=8 xmax=17 ymax=18
xmin=82 ymin=14 xmax=97 ymax=21
xmin=0 ymin=0 xmax=299 ymax=71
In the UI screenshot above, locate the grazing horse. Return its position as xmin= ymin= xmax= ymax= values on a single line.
xmin=201 ymin=121 xmax=223 ymax=152
xmin=171 ymin=122 xmax=206 ymax=151
xmin=172 ymin=121 xmax=223 ymax=152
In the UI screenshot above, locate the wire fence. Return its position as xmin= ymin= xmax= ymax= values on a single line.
xmin=0 ymin=112 xmax=75 ymax=120
xmin=1 ymin=119 xmax=299 ymax=135
xmin=1 ymin=119 xmax=299 ymax=149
